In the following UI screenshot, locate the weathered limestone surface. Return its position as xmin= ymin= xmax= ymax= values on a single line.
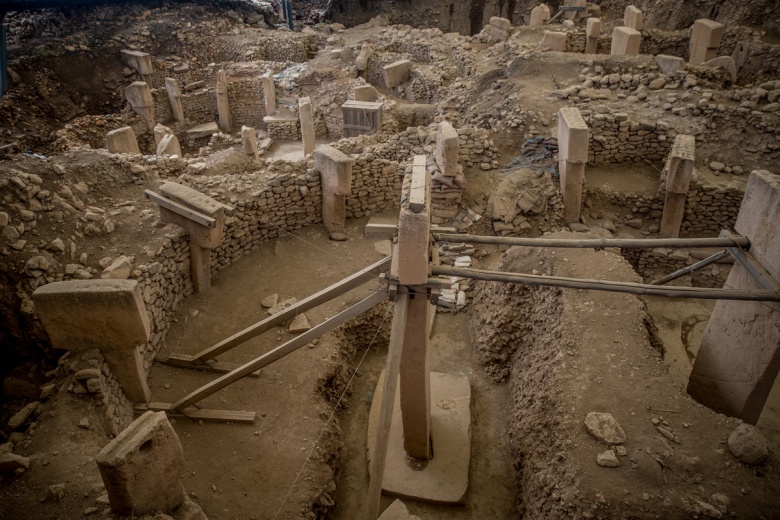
xmin=315 ymin=146 xmax=353 ymax=239
xmin=624 ymin=5 xmax=644 ymax=31
xmin=704 ymin=56 xmax=737 ymax=82
xmin=261 ymin=72 xmax=276 ymax=116
xmin=242 ymin=125 xmax=259 ymax=160
xmin=529 ymin=4 xmax=550 ymax=27
xmin=395 ymin=156 xmax=431 ymax=286
xmin=299 ymin=96 xmax=315 ymax=156
xmin=353 ymin=84 xmax=379 ymax=102
xmin=216 ymin=70 xmax=232 ymax=133
xmin=558 ymin=107 xmax=589 ymax=224
xmin=585 ymin=18 xmax=602 ymax=54
xmin=611 ymin=26 xmax=641 ymax=55
xmin=121 ymin=50 xmax=153 ymax=75
xmin=655 ymin=54 xmax=686 ymax=75
xmin=32 ymin=279 xmax=152 ymax=402
xmin=540 ymin=31 xmax=567 ymax=52
xmin=106 ymin=127 xmax=140 ymax=154
xmin=689 ymin=170 xmax=780 ymax=424
xmin=383 ymin=59 xmax=412 ymax=88
xmin=156 ymin=133 xmax=182 ymax=157
xmin=487 ymin=16 xmax=511 ymax=41
xmin=659 ymin=134 xmax=695 ymax=238
xmin=164 ymin=77 xmax=185 ymax=127
xmin=356 ymin=42 xmax=375 ymax=71
xmin=689 ymin=19 xmax=725 ymax=65
xmin=96 ymin=411 xmax=186 ymax=515
xmin=125 ymin=81 xmax=155 ymax=131
xmin=434 ymin=121 xmax=459 ymax=178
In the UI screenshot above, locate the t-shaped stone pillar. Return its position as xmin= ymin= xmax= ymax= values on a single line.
xmin=396 ymin=155 xmax=433 ymax=459
xmin=164 ymin=78 xmax=185 ymax=127
xmin=96 ymin=411 xmax=186 ymax=515
xmin=529 ymin=4 xmax=551 ymax=26
xmin=585 ymin=18 xmax=602 ymax=54
xmin=688 ymin=170 xmax=780 ymax=424
xmin=315 ymin=146 xmax=353 ymax=241
xmin=557 ymin=107 xmax=589 ymax=224
xmin=125 ymin=81 xmax=155 ymax=132
xmin=261 ymin=72 xmax=276 ymax=117
xmin=689 ymin=19 xmax=725 ymax=66
xmin=32 ymin=279 xmax=152 ymax=403
xmin=216 ymin=70 xmax=232 ymax=133
xmin=659 ymin=134 xmax=695 ymax=238
xmin=299 ymin=96 xmax=315 ymax=156
xmin=146 ymin=182 xmax=231 ymax=293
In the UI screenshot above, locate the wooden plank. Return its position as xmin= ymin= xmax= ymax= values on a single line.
xmin=134 ymin=402 xmax=256 ymax=423
xmin=432 ymin=265 xmax=780 ymax=302
xmin=433 ymin=233 xmax=752 ymax=250
xmin=409 ymin=155 xmax=427 ymax=213
xmin=722 ymin=231 xmax=780 ymax=291
xmin=145 ymin=190 xmax=216 ymax=228
xmin=160 ymin=354 xmax=262 ymax=377
xmin=366 ymin=294 xmax=408 ymax=520
xmin=170 ymin=290 xmax=388 ymax=412
xmin=183 ymin=256 xmax=391 ymax=363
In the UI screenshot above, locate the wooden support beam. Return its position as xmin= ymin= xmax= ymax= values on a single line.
xmin=170 ymin=290 xmax=388 ymax=412
xmin=173 ymin=256 xmax=391 ymax=364
xmin=650 ymin=249 xmax=730 ymax=286
xmin=722 ymin=231 xmax=780 ymax=291
xmin=366 ymin=294 xmax=408 ymax=520
xmin=134 ymin=402 xmax=256 ymax=424
xmin=432 ymin=265 xmax=780 ymax=302
xmin=144 ymin=190 xmax=216 ymax=228
xmin=160 ymin=356 xmax=262 ymax=377
xmin=432 ymin=233 xmax=752 ymax=250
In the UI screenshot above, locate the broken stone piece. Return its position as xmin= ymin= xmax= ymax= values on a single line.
xmin=727 ymin=423 xmax=768 ymax=465
xmin=0 ymin=453 xmax=31 ymax=473
xmin=261 ymin=294 xmax=279 ymax=308
xmin=288 ymin=313 xmax=311 ymax=334
xmin=596 ymin=450 xmax=620 ymax=467
xmin=7 ymin=401 xmax=40 ymax=430
xmin=584 ymin=412 xmax=627 ymax=445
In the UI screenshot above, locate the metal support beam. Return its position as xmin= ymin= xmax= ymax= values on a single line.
xmin=649 ymin=249 xmax=730 ymax=286
xmin=432 ymin=233 xmax=751 ymax=250
xmin=431 ymin=265 xmax=780 ymax=302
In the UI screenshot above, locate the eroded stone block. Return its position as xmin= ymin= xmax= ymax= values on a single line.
xmin=434 ymin=121 xmax=459 ymax=177
xmin=530 ymin=4 xmax=551 ymax=27
xmin=624 ymin=5 xmax=644 ymax=31
xmin=121 ymin=50 xmax=153 ymax=75
xmin=611 ymin=26 xmax=641 ymax=55
xmin=106 ymin=127 xmax=140 ymax=154
xmin=96 ymin=411 xmax=186 ymax=515
xmin=540 ymin=31 xmax=567 ymax=52
xmin=383 ymin=59 xmax=412 ymax=88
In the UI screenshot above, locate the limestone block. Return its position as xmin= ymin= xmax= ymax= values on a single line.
xmin=241 ymin=126 xmax=259 ymax=160
xmin=159 ymin=182 xmax=228 ymax=218
xmin=353 ymin=84 xmax=379 ymax=102
xmin=490 ymin=16 xmax=511 ymax=32
xmin=689 ymin=19 xmax=725 ymax=65
xmin=379 ymin=500 xmax=421 ymax=520
xmin=665 ymin=134 xmax=695 ymax=194
xmin=32 ymin=280 xmax=150 ymax=351
xmin=315 ymin=146 xmax=353 ymax=237
xmin=560 ymin=161 xmax=585 ymax=224
xmin=96 ymin=411 xmax=186 ymax=515
xmin=540 ymin=31 xmax=567 ymax=52
xmin=216 ymin=70 xmax=232 ymax=133
xmin=299 ymin=96 xmax=315 ymax=156
xmin=156 ymin=134 xmax=182 ymax=158
xmin=356 ymin=42 xmax=374 ymax=71
xmin=655 ymin=54 xmax=686 ymax=75
xmin=186 ymin=122 xmax=219 ymax=139
xmin=434 ymin=121 xmax=459 ymax=177
xmin=33 ymin=279 xmax=152 ymax=402
xmin=396 ymin=158 xmax=431 ymax=286
xmin=624 ymin=5 xmax=644 ymax=31
xmin=611 ymin=26 xmax=641 ymax=55
xmin=688 ymin=170 xmax=780 ymax=423
xmin=261 ymin=72 xmax=276 ymax=116
xmin=585 ymin=18 xmax=602 ymax=54
xmin=529 ymin=4 xmax=551 ymax=27
xmin=106 ymin=127 xmax=140 ymax=154
xmin=164 ymin=78 xmax=185 ymax=127
xmin=315 ymin=146 xmax=353 ymax=197
xmin=120 ymin=50 xmax=153 ymax=75
xmin=383 ymin=59 xmax=412 ymax=88
xmin=703 ymin=56 xmax=737 ymax=82
xmin=586 ymin=17 xmax=602 ymax=39
xmin=125 ymin=81 xmax=153 ymax=108
xmin=557 ymin=107 xmax=589 ymax=164
xmin=154 ymin=123 xmax=173 ymax=147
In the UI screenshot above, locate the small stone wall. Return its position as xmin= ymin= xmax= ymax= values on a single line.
xmin=583 ymin=111 xmax=671 ymax=165
xmin=227 ymin=72 xmax=267 ymax=129
xmin=267 ymin=120 xmax=301 ymax=141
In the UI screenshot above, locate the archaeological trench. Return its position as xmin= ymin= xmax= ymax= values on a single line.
xmin=1 ymin=0 xmax=780 ymax=519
